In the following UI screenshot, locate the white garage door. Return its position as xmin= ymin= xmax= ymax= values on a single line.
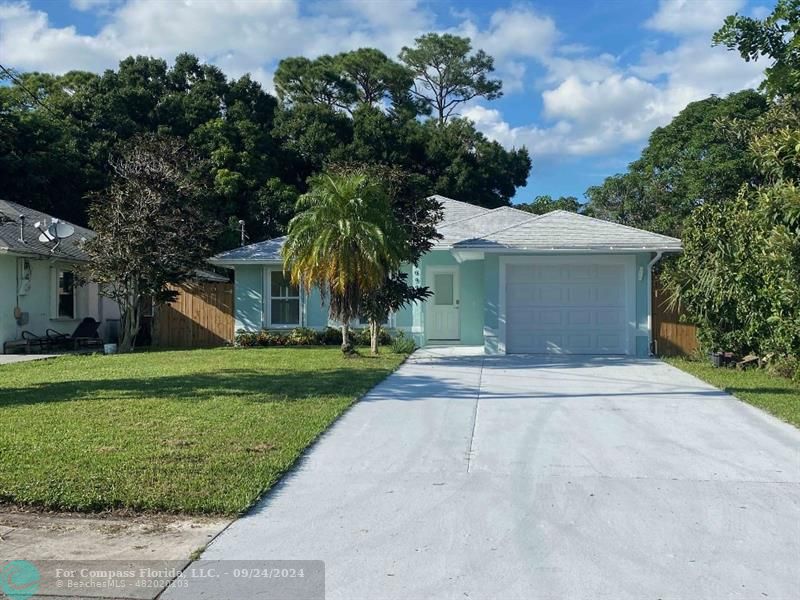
xmin=505 ymin=262 xmax=629 ymax=354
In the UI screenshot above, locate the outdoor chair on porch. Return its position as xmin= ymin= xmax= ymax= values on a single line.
xmin=2 ymin=330 xmax=53 ymax=355
xmin=47 ymin=318 xmax=104 ymax=352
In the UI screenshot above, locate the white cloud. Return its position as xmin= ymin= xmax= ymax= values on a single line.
xmin=469 ymin=35 xmax=763 ymax=159
xmin=473 ymin=6 xmax=558 ymax=60
xmin=453 ymin=5 xmax=558 ymax=92
xmin=462 ymin=0 xmax=764 ymax=158
xmin=70 ymin=0 xmax=113 ymax=11
xmin=0 ymin=2 xmax=119 ymax=73
xmin=0 ymin=0 xmax=433 ymax=86
xmin=645 ymin=0 xmax=744 ymax=34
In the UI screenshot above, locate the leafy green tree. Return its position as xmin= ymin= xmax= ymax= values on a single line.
xmin=1 ymin=54 xmax=290 ymax=244
xmin=399 ymin=33 xmax=502 ymax=124
xmin=274 ymin=55 xmax=355 ymax=110
xmin=518 ymin=195 xmax=581 ymax=215
xmin=273 ymin=102 xmax=353 ymax=177
xmin=336 ymin=48 xmax=415 ymax=110
xmin=282 ymin=172 xmax=405 ymax=354
xmin=2 ymin=43 xmax=531 ymax=247
xmin=82 ymin=134 xmax=218 ymax=352
xmin=714 ymin=0 xmax=800 ymax=98
xmin=663 ymin=97 xmax=800 ymax=356
xmin=585 ymin=90 xmax=768 ymax=235
xmin=0 ymin=70 xmax=105 ymax=223
xmin=326 ymin=163 xmax=441 ymax=353
xmin=423 ymin=118 xmax=530 ymax=207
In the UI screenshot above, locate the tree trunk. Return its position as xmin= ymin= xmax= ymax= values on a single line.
xmin=341 ymin=321 xmax=351 ymax=355
xmin=369 ymin=319 xmax=379 ymax=355
xmin=118 ymin=296 xmax=141 ymax=353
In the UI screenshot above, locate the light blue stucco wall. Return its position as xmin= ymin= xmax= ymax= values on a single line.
xmin=233 ymin=264 xmax=329 ymax=331
xmin=231 ymin=252 xmax=655 ymax=357
xmin=233 ymin=265 xmax=263 ymax=331
xmin=393 ymin=264 xmax=414 ymax=331
xmin=305 ymin=287 xmax=329 ymax=328
xmin=412 ymin=250 xmax=484 ymax=346
xmin=635 ymin=253 xmax=653 ymax=357
xmin=0 ymin=255 xmax=16 ymax=345
xmin=483 ymin=255 xmax=500 ymax=354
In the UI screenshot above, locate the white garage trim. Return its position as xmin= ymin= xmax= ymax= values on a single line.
xmin=498 ymin=255 xmax=637 ymax=355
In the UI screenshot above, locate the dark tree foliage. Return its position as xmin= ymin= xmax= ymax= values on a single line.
xmin=2 ymin=44 xmax=531 ymax=248
xmin=517 ymin=195 xmax=582 ymax=215
xmin=422 ymin=118 xmax=531 ymax=208
xmin=584 ymin=90 xmax=769 ymax=235
xmin=1 ymin=54 xmax=285 ymax=246
xmin=82 ymin=134 xmax=218 ymax=352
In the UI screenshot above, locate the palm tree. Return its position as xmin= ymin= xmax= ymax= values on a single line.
xmin=282 ymin=172 xmax=405 ymax=354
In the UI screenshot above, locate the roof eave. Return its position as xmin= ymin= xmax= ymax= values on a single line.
xmin=208 ymin=257 xmax=283 ymax=266
xmin=0 ymin=246 xmax=90 ymax=262
xmin=453 ymin=246 xmax=683 ymax=253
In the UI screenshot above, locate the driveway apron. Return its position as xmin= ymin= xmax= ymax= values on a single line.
xmin=164 ymin=351 xmax=800 ymax=600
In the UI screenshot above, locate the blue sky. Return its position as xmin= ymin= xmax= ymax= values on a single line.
xmin=0 ymin=0 xmax=768 ymax=203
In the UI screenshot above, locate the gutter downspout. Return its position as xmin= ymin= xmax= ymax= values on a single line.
xmin=647 ymin=251 xmax=664 ymax=357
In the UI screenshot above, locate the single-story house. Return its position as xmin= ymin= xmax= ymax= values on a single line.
xmin=210 ymin=196 xmax=682 ymax=356
xmin=0 ymin=199 xmax=120 ymax=350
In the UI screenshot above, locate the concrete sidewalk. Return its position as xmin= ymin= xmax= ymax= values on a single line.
xmin=0 ymin=353 xmax=58 ymax=365
xmin=164 ymin=351 xmax=800 ymax=600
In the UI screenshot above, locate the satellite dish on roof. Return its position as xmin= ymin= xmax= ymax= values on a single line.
xmin=35 ymin=218 xmax=74 ymax=249
xmin=49 ymin=219 xmax=75 ymax=240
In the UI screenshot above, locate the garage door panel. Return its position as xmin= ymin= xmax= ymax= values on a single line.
xmin=598 ymin=334 xmax=623 ymax=351
xmin=596 ymin=308 xmax=624 ymax=326
xmin=597 ymin=286 xmax=625 ymax=304
xmin=537 ymin=310 xmax=563 ymax=326
xmin=505 ymin=260 xmax=630 ymax=355
xmin=568 ymin=265 xmax=595 ymax=280
xmin=565 ymin=334 xmax=592 ymax=350
xmin=567 ymin=284 xmax=594 ymax=304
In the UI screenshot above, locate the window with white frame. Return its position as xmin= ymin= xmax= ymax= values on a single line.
xmin=56 ymin=269 xmax=76 ymax=319
xmin=269 ymin=270 xmax=300 ymax=327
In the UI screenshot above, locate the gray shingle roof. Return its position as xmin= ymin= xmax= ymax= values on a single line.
xmin=437 ymin=206 xmax=534 ymax=246
xmin=210 ymin=198 xmax=681 ymax=264
xmin=209 ymin=236 xmax=288 ymax=264
xmin=0 ymin=199 xmax=94 ymax=262
xmin=454 ymin=210 xmax=682 ymax=251
xmin=433 ymin=195 xmax=490 ymax=225
xmin=209 ymin=196 xmax=494 ymax=264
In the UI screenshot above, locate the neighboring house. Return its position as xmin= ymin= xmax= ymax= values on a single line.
xmin=0 ymin=200 xmax=119 ymax=349
xmin=210 ymin=196 xmax=682 ymax=356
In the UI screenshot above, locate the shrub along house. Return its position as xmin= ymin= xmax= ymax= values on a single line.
xmin=0 ymin=200 xmax=119 ymax=351
xmin=210 ymin=196 xmax=682 ymax=356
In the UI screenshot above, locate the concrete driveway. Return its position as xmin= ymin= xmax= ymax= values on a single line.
xmin=166 ymin=349 xmax=800 ymax=600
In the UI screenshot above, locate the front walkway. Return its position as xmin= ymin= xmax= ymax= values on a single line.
xmin=0 ymin=353 xmax=58 ymax=365
xmin=165 ymin=350 xmax=800 ymax=599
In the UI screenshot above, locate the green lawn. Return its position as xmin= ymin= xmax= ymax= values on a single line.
xmin=665 ymin=357 xmax=800 ymax=428
xmin=0 ymin=347 xmax=406 ymax=515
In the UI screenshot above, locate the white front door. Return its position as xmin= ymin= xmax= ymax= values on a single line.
xmin=427 ymin=268 xmax=460 ymax=341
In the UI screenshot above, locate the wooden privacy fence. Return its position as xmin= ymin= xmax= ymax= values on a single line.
xmin=652 ymin=277 xmax=699 ymax=357
xmin=151 ymin=281 xmax=234 ymax=348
